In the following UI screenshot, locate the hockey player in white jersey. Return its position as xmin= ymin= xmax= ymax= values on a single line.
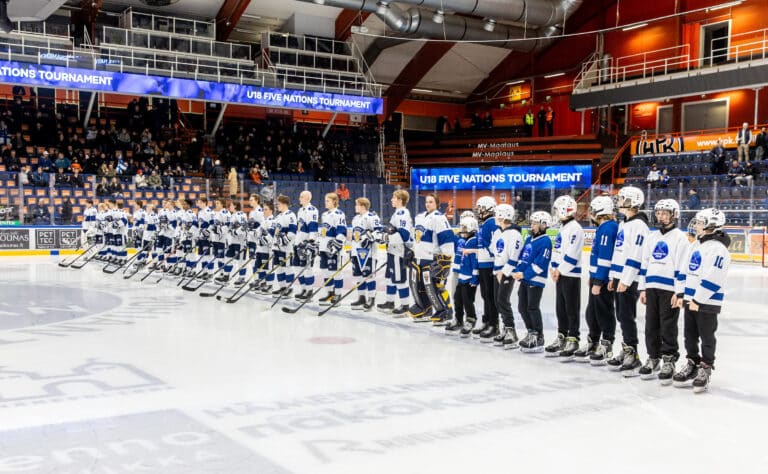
xmin=349 ymin=197 xmax=383 ymax=311
xmin=136 ymin=203 xmax=157 ymax=268
xmin=293 ymin=191 xmax=320 ymax=300
xmin=112 ymin=200 xmax=129 ymax=264
xmin=82 ymin=199 xmax=97 ymax=246
xmin=94 ymin=203 xmax=108 ymax=260
xmin=673 ymin=208 xmax=730 ymax=392
xmin=252 ymin=201 xmax=276 ymax=292
xmin=378 ymin=189 xmax=413 ymax=315
xmin=317 ymin=192 xmax=347 ymax=306
xmin=195 ymin=197 xmax=215 ymax=278
xmin=165 ymin=199 xmax=184 ymax=272
xmin=245 ymin=194 xmax=267 ymax=285
xmin=209 ymin=198 xmax=231 ymax=273
xmin=637 ymin=199 xmax=690 ymax=383
xmin=177 ymin=198 xmax=198 ymax=277
xmin=548 ymin=195 xmax=585 ymax=361
xmin=607 ymin=186 xmax=650 ymax=373
xmin=271 ymin=194 xmax=297 ymax=297
xmin=219 ymin=202 xmax=247 ymax=284
xmin=409 ymin=193 xmax=455 ymax=324
xmin=485 ymin=204 xmax=523 ymax=346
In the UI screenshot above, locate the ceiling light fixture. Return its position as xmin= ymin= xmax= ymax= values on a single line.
xmin=412 ymin=88 xmax=434 ymax=93
xmin=483 ymin=18 xmax=496 ymax=32
xmin=376 ymin=1 xmax=390 ymax=15
xmin=433 ymin=10 xmax=445 ymax=24
xmin=622 ymin=22 xmax=648 ymax=31
xmin=506 ymin=80 xmax=524 ymax=85
xmin=314 ymin=0 xmax=326 ymax=4
xmin=544 ymin=72 xmax=565 ymax=78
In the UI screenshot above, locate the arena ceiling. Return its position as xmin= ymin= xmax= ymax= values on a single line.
xmin=57 ymin=0 xmax=613 ymax=107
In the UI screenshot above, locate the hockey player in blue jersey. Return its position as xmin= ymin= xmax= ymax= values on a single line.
xmin=575 ymin=195 xmax=618 ymax=363
xmin=294 ymin=191 xmax=320 ymax=300
xmin=512 ymin=211 xmax=553 ymax=352
xmin=472 ymin=196 xmax=499 ymax=337
xmin=673 ymin=208 xmax=730 ymax=393
xmin=548 ymin=195 xmax=584 ymax=361
xmin=445 ymin=214 xmax=479 ymax=336
xmin=317 ymin=192 xmax=347 ymax=306
xmin=379 ymin=189 xmax=413 ymax=315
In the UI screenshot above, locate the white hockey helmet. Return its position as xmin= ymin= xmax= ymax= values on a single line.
xmin=552 ymin=195 xmax=577 ymax=221
xmin=460 ymin=210 xmax=476 ymax=220
xmin=459 ymin=215 xmax=479 ymax=233
xmin=494 ymin=203 xmax=515 ymax=222
xmin=475 ymin=196 xmax=496 ymax=215
xmin=694 ymin=208 xmax=726 ymax=231
xmin=654 ymin=199 xmax=680 ymax=220
xmin=589 ymin=195 xmax=614 ymax=219
xmin=530 ymin=211 xmax=553 ymax=228
xmin=616 ymin=186 xmax=645 ymax=209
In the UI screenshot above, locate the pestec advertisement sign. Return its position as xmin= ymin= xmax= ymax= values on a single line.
xmin=34 ymin=229 xmax=80 ymax=249
xmin=411 ymin=164 xmax=592 ymax=191
xmin=0 ymin=60 xmax=383 ymax=115
xmin=0 ymin=228 xmax=30 ymax=249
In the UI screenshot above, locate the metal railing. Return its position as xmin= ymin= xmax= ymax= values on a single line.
xmin=574 ymin=27 xmax=768 ymax=92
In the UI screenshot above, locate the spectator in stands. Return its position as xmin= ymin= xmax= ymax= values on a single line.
xmin=659 ymin=168 xmax=670 ymax=188
xmin=453 ymin=117 xmax=462 ymax=136
xmin=756 ymin=127 xmax=767 ymax=161
xmin=54 ymin=152 xmax=71 ymax=172
xmin=471 ymin=113 xmax=483 ymax=130
xmin=97 ymin=162 xmax=109 ymax=179
xmin=514 ymin=194 xmax=527 ymax=223
xmin=0 ymin=121 xmax=9 ymax=145
xmin=316 ymin=163 xmax=331 ymax=182
xmin=60 ymin=197 xmax=73 ymax=225
xmin=29 ymin=166 xmax=45 ymax=187
xmin=738 ymin=161 xmax=759 ymax=186
xmin=727 ymin=159 xmax=744 ymax=186
xmin=524 ymin=108 xmax=534 ymax=137
xmin=688 ymin=189 xmax=701 ymax=210
xmin=260 ymin=182 xmax=275 ymax=203
xmin=212 ymin=160 xmax=225 ymax=196
xmin=336 ymin=183 xmax=351 ymax=201
xmin=249 ymin=166 xmax=262 ymax=186
xmin=161 ymin=169 xmax=173 ymax=190
xmin=537 ymin=106 xmax=546 ymax=136
xmin=4 ymin=149 xmax=21 ymax=172
xmin=70 ymin=158 xmax=82 ymax=174
xmin=38 ymin=150 xmax=53 ymax=172
xmin=646 ymin=163 xmax=661 ymax=186
xmin=736 ymin=122 xmax=753 ymax=162
xmin=710 ymin=139 xmax=727 ymax=174
xmin=545 ymin=106 xmax=555 ymax=136
xmin=96 ymin=177 xmax=110 ymax=197
xmin=54 ymin=168 xmax=68 ymax=187
xmin=147 ymin=170 xmax=162 ymax=190
xmin=134 ymin=170 xmax=148 ymax=189
xmin=17 ymin=165 xmax=30 ymax=186
xmin=228 ymin=167 xmax=238 ymax=199
xmin=30 ymin=199 xmax=50 ymax=224
xmin=201 ymin=153 xmax=214 ymax=179
xmin=434 ymin=116 xmax=449 ymax=144
xmin=259 ymin=164 xmax=269 ymax=180
xmin=483 ymin=112 xmax=493 ymax=129
xmin=108 ymin=177 xmax=123 ymax=197
xmin=71 ymin=169 xmax=84 ymax=188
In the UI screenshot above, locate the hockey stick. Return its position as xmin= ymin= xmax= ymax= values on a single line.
xmin=58 ymin=242 xmax=97 ymax=268
xmin=103 ymin=240 xmax=149 ymax=274
xmin=218 ymin=253 xmax=291 ymax=304
xmin=152 ymin=249 xmax=193 ymax=284
xmin=317 ymin=261 xmax=387 ymax=317
xmin=70 ymin=243 xmax=104 ymax=269
xmin=117 ymin=240 xmax=155 ymax=278
xmin=270 ymin=260 xmax=313 ymax=309
xmin=181 ymin=256 xmax=234 ymax=291
xmin=281 ymin=257 xmax=350 ymax=314
xmin=199 ymin=255 xmax=256 ymax=298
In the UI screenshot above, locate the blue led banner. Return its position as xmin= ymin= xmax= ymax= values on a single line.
xmin=411 ymin=164 xmax=592 ymax=190
xmin=0 ymin=60 xmax=383 ymax=114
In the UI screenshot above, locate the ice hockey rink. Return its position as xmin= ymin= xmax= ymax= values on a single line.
xmin=1 ymin=254 xmax=766 ymax=474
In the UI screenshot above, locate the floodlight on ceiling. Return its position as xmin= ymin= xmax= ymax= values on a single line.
xmin=433 ymin=10 xmax=445 ymax=24
xmin=483 ymin=18 xmax=496 ymax=32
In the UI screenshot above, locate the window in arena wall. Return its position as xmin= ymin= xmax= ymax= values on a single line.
xmin=700 ymin=20 xmax=731 ymax=67
xmin=681 ymin=98 xmax=729 ymax=133
xmin=656 ymin=105 xmax=673 ymax=135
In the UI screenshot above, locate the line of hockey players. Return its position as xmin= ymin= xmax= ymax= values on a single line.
xmin=80 ymin=185 xmax=730 ymax=393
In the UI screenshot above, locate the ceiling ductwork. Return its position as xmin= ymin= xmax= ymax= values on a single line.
xmin=297 ymin=0 xmax=581 ymax=51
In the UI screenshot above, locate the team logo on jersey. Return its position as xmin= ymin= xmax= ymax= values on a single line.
xmin=495 ymin=238 xmax=505 ymax=254
xmin=355 ymin=247 xmax=371 ymax=266
xmin=689 ymin=250 xmax=702 ymax=271
xmin=616 ymin=230 xmax=625 ymax=248
xmin=521 ymin=244 xmax=532 ymax=261
xmin=457 ymin=240 xmax=466 ymax=254
xmin=652 ymin=241 xmax=669 ymax=260
xmin=415 ymin=225 xmax=425 ymax=242
xmin=554 ymin=234 xmax=562 ymax=249
xmin=320 ymin=223 xmax=329 ymax=237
